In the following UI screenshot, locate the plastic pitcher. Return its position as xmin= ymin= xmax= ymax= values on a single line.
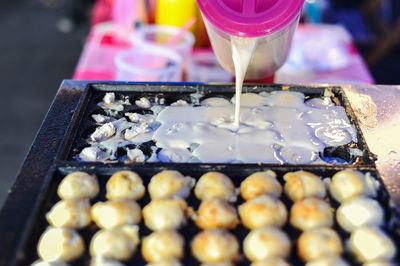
xmin=188 ymin=49 xmax=233 ymax=82
xmin=197 ymin=0 xmax=305 ymax=79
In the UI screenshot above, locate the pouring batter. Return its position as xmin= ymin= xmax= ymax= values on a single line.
xmin=231 ymin=36 xmax=258 ymax=129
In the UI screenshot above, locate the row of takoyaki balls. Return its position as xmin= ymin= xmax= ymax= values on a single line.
xmin=32 ymin=169 xmax=397 ymax=266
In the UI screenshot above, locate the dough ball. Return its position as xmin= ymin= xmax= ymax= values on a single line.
xmin=284 ymin=171 xmax=326 ymax=201
xmin=191 ymin=229 xmax=239 ymax=263
xmin=46 ymin=199 xmax=91 ymax=228
xmin=251 ymin=258 xmax=292 ymax=266
xmin=239 ymin=195 xmax=287 ymax=229
xmin=91 ymin=199 xmax=141 ymax=229
xmin=336 ymin=197 xmax=383 ymax=232
xmin=145 ymin=260 xmax=182 ymax=266
xmin=298 ymin=227 xmax=343 ymax=262
xmin=195 ymin=198 xmax=239 ymax=229
xmin=106 ymin=171 xmax=145 ymax=200
xmin=328 ymin=170 xmax=379 ymax=203
xmin=305 ymin=257 xmax=350 ymax=266
xmin=31 ymin=261 xmax=70 ymax=266
xmin=349 ymin=226 xmax=396 ymax=263
xmin=200 ymin=263 xmax=234 ymax=266
xmin=89 ymin=257 xmax=126 ymax=266
xmin=240 ymin=170 xmax=282 ymax=200
xmin=362 ymin=261 xmax=397 ymax=266
xmin=290 ymin=197 xmax=333 ymax=231
xmin=37 ymin=227 xmax=84 ymax=262
xmin=143 ymin=199 xmax=187 ymax=231
xmin=142 ymin=230 xmax=184 ymax=262
xmin=243 ymin=227 xmax=291 ymax=261
xmin=90 ymin=225 xmax=140 ymax=260
xmin=194 ymin=172 xmax=236 ymax=202
xmin=149 ymin=170 xmax=195 ymax=199
xmin=58 ymin=172 xmax=99 ymax=200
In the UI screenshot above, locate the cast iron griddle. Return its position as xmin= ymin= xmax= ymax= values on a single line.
xmin=0 ymin=81 xmax=398 ymax=266
xmin=14 ymin=164 xmax=400 ymax=266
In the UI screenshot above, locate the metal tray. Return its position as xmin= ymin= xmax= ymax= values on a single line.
xmin=1 ymin=81 xmax=396 ymax=266
xmin=56 ymin=83 xmax=377 ymax=166
xmin=14 ymin=163 xmax=400 ymax=266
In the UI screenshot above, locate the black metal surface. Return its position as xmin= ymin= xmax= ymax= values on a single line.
xmin=0 ymin=80 xmax=398 ymax=266
xmin=0 ymin=80 xmax=89 ymax=266
xmin=59 ymin=83 xmax=376 ymax=166
xmin=14 ymin=164 xmax=400 ymax=266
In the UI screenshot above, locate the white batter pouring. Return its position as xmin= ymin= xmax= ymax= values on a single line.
xmin=231 ymin=36 xmax=258 ymax=129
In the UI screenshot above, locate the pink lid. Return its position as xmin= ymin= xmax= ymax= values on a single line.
xmin=197 ymin=0 xmax=305 ymax=37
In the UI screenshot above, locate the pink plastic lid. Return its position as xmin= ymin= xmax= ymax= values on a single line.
xmin=197 ymin=0 xmax=305 ymax=37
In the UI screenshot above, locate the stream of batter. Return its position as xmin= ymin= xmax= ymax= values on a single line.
xmin=231 ymin=36 xmax=258 ymax=129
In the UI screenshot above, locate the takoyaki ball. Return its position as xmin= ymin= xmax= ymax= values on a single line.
xmin=145 ymin=260 xmax=183 ymax=266
xmin=31 ymin=261 xmax=70 ymax=266
xmin=336 ymin=197 xmax=383 ymax=232
xmin=284 ymin=171 xmax=326 ymax=202
xmin=329 ymin=170 xmax=379 ymax=203
xmin=194 ymin=172 xmax=236 ymax=202
xmin=149 ymin=170 xmax=195 ymax=199
xmin=243 ymin=227 xmax=291 ymax=262
xmin=240 ymin=170 xmax=282 ymax=200
xmin=46 ymin=199 xmax=91 ymax=228
xmin=290 ymin=197 xmax=333 ymax=231
xmin=89 ymin=257 xmax=126 ymax=266
xmin=58 ymin=172 xmax=99 ymax=200
xmin=142 ymin=230 xmax=184 ymax=262
xmin=298 ymin=227 xmax=343 ymax=262
xmin=305 ymin=257 xmax=350 ymax=266
xmin=195 ymin=198 xmax=239 ymax=229
xmin=349 ymin=226 xmax=396 ymax=263
xmin=143 ymin=198 xmax=187 ymax=231
xmin=239 ymin=195 xmax=287 ymax=229
xmin=90 ymin=225 xmax=140 ymax=260
xmin=363 ymin=261 xmax=397 ymax=266
xmin=37 ymin=227 xmax=84 ymax=262
xmin=251 ymin=258 xmax=292 ymax=266
xmin=191 ymin=229 xmax=239 ymax=263
xmin=91 ymin=199 xmax=141 ymax=229
xmin=200 ymin=263 xmax=234 ymax=266
xmin=106 ymin=171 xmax=145 ymax=200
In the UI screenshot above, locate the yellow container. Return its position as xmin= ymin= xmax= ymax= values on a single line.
xmin=155 ymin=0 xmax=197 ymax=29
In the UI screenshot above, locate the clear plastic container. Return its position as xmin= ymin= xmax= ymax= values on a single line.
xmin=197 ymin=0 xmax=305 ymax=80
xmin=112 ymin=0 xmax=137 ymax=31
xmin=75 ymin=22 xmax=133 ymax=78
xmin=115 ymin=46 xmax=183 ymax=82
xmin=133 ymin=25 xmax=195 ymax=68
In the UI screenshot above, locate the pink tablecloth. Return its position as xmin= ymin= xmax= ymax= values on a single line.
xmin=73 ymin=24 xmax=374 ymax=84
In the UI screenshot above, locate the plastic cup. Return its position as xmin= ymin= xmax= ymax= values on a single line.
xmin=115 ymin=46 xmax=183 ymax=82
xmin=133 ymin=25 xmax=195 ymax=70
xmin=75 ymin=22 xmax=133 ymax=79
xmin=112 ymin=0 xmax=137 ymax=31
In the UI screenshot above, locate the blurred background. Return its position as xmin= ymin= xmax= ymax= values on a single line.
xmin=1 ymin=0 xmax=400 ymax=207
